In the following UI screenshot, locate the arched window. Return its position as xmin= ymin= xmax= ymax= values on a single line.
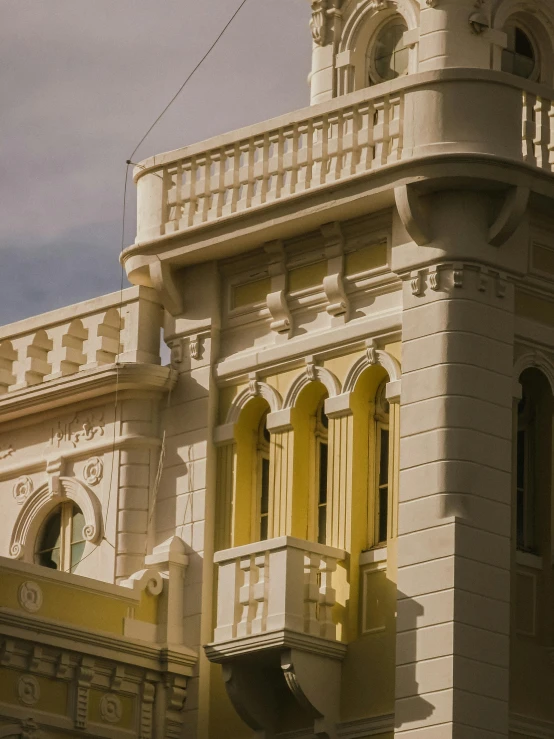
xmin=374 ymin=382 xmax=390 ymax=545
xmin=315 ymin=399 xmax=329 ymax=544
xmin=35 ymin=502 xmax=86 ymax=572
xmin=502 ymin=23 xmax=537 ymax=79
xmin=257 ymin=413 xmax=271 ymax=541
xmin=368 ymin=17 xmax=409 ymax=85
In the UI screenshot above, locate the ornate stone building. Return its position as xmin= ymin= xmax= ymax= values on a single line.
xmin=1 ymin=0 xmax=554 ymax=737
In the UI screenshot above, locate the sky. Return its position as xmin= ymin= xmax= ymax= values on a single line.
xmin=0 ymin=0 xmax=311 ymax=325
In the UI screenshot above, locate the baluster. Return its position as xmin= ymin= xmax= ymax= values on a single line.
xmin=304 ymin=552 xmax=321 ymax=636
xmin=236 ymin=555 xmax=255 ymax=638
xmin=534 ymin=96 xmax=550 ymax=170
xmin=318 ymin=556 xmax=338 ymax=640
xmin=312 ymin=118 xmax=325 ymax=186
xmin=266 ymin=133 xmax=280 ymax=202
xmin=296 ymin=123 xmax=309 ymax=192
xmin=236 ymin=141 xmax=251 ymax=212
xmin=0 ymin=340 xmax=16 ymax=394
xmin=251 ymin=553 xmax=268 ymax=634
xmin=522 ymin=91 xmax=537 ymax=165
xmin=327 ymin=112 xmax=340 ymax=181
xmin=373 ymin=99 xmax=388 ymax=167
xmin=356 ymin=103 xmax=372 ymax=174
xmin=164 ymin=166 xmax=179 ymax=234
xmin=222 ymin=145 xmax=237 ymax=217
xmin=546 ymin=100 xmax=554 ymax=172
xmin=179 ymin=160 xmax=194 ymax=229
xmin=251 ymin=136 xmax=265 ymax=208
xmin=342 ymin=107 xmax=355 ymax=177
xmin=281 ymin=127 xmax=295 ymax=198
xmin=388 ymin=94 xmax=403 ymax=162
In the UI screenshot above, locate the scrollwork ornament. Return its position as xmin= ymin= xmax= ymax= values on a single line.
xmin=18 ymin=674 xmax=41 ymax=706
xmin=13 ymin=476 xmax=33 ymax=504
xmin=310 ymin=0 xmax=328 ymax=45
xmin=100 ymin=693 xmax=123 ymax=724
xmin=83 ymin=457 xmax=103 ymax=486
xmin=18 ymin=581 xmax=43 ymax=613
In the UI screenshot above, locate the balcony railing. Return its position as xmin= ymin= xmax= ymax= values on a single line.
xmin=132 ymin=70 xmax=554 ymax=251
xmin=209 ymin=536 xmax=345 ymax=657
xmin=0 ymin=286 xmax=162 ymax=395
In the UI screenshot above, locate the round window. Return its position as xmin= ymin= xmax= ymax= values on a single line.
xmin=502 ymin=24 xmax=537 ymax=79
xmin=369 ymin=18 xmax=409 ymax=84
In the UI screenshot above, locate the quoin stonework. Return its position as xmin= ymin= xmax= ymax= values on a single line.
xmin=2 ymin=1 xmax=554 ymax=737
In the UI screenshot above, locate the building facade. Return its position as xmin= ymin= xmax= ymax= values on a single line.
xmin=1 ymin=0 xmax=554 ymax=737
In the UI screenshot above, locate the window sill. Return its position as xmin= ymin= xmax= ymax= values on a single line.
xmin=359 ymin=547 xmax=387 ymax=566
xmin=515 ymin=550 xmax=542 ymax=570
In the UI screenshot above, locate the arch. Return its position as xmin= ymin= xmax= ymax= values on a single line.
xmin=10 ymin=477 xmax=102 ymax=562
xmin=493 ymin=0 xmax=554 ymax=37
xmin=513 ymin=351 xmax=554 ymax=394
xmin=226 ymin=381 xmax=283 ymax=425
xmin=284 ymin=365 xmax=341 ymax=409
xmin=339 ymin=0 xmax=419 ymax=55
xmin=343 ymin=349 xmax=401 ymax=394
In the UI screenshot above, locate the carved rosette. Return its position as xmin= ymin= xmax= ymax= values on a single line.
xmin=13 ymin=476 xmax=33 ymax=504
xmin=100 ymin=693 xmax=123 ymax=723
xmin=83 ymin=457 xmax=103 ymax=486
xmin=18 ymin=674 xmax=41 ymax=706
xmin=18 ymin=581 xmax=43 ymax=613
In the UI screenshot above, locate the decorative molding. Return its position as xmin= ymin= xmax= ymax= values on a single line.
xmin=74 ymin=657 xmax=95 ymax=729
xmin=283 ymin=359 xmax=341 ymax=408
xmin=265 ymin=240 xmax=292 ymax=338
xmin=513 ymin=350 xmax=554 ymax=394
xmin=100 ymin=693 xmax=123 ymax=723
xmin=149 ymin=260 xmax=183 ymax=317
xmin=322 ymin=222 xmax=349 ymax=321
xmin=48 ymin=411 xmax=104 ymax=450
xmin=120 ymin=568 xmax=164 ymax=597
xmin=0 ymin=720 xmax=43 ymax=739
xmin=0 ymin=639 xmax=16 ymax=667
xmin=169 ymin=339 xmax=183 ymax=367
xmin=28 ymin=645 xmax=43 ymax=672
xmin=140 ymin=678 xmax=157 ymax=739
xmin=0 ymin=441 xmax=14 ymax=460
xmin=18 ymin=674 xmax=40 ymax=706
xmin=13 ymin=476 xmax=34 ymax=504
xmin=188 ymin=334 xmax=202 ymax=360
xmin=10 ymin=477 xmax=102 ymax=562
xmin=310 ymin=0 xmax=328 ymax=45
xmin=395 ymin=184 xmax=431 ymax=246
xmin=489 ymin=186 xmax=529 ymax=246
xmin=452 ymin=263 xmax=464 ymax=288
xmin=225 ymin=381 xmax=283 ymax=425
xmin=56 ymin=651 xmax=71 ymax=679
xmin=18 ymin=582 xmax=43 ymax=613
xmin=343 ymin=343 xmax=401 ymax=392
xmin=410 ymin=270 xmax=425 ymax=297
xmin=83 ymin=457 xmax=104 ymax=486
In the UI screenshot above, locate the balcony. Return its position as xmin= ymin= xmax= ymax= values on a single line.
xmin=205 ymin=536 xmax=346 ymax=737
xmin=123 ymin=68 xmax=554 ymax=289
xmin=0 ymin=286 xmax=170 ymax=421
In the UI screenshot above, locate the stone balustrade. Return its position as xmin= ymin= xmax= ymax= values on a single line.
xmin=212 ymin=536 xmax=345 ymax=646
xmin=0 ymin=286 xmax=162 ymax=394
xmin=132 ymin=70 xmax=554 ymax=250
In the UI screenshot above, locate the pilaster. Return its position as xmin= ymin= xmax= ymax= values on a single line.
xmin=394 ymin=261 xmax=515 ymax=738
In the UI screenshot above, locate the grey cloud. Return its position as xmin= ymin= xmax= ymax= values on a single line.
xmin=1 ymin=0 xmax=311 ymax=322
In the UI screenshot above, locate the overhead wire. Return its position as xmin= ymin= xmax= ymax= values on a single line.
xmin=71 ymin=0 xmax=250 ymax=573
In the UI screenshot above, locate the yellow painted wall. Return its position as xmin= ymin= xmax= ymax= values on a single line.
xmin=0 ymin=668 xmax=68 ymax=716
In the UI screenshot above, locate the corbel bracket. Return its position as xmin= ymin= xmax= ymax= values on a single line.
xmin=265 ymin=241 xmax=292 ymax=338
xmin=149 ymin=260 xmax=183 ymax=317
xmin=394 ymin=184 xmax=431 ymax=246
xmin=321 ymin=222 xmax=349 ymax=321
xmin=489 ymin=186 xmax=529 ymax=247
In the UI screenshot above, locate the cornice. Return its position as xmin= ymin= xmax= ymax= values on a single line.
xmin=0 ymin=363 xmax=176 ymax=425
xmin=0 ymin=608 xmax=197 ymax=676
xmin=205 ymin=628 xmax=347 ymax=662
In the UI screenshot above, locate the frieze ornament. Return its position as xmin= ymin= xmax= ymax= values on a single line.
xmin=0 ymin=441 xmax=14 ymax=460
xmin=83 ymin=457 xmax=104 ymax=486
xmin=18 ymin=581 xmax=43 ymax=613
xmin=49 ymin=411 xmax=104 ymax=450
xmin=100 ymin=693 xmax=123 ymax=724
xmin=310 ymin=0 xmax=328 ymax=45
xmin=18 ymin=674 xmax=41 ymax=706
xmin=13 ymin=476 xmax=33 ymax=504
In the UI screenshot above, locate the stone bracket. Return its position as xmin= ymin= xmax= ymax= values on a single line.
xmin=265 ymin=241 xmax=292 ymax=338
xmin=321 ymin=222 xmax=349 ymax=322
xmin=221 ymin=647 xmax=343 ymax=739
xmin=489 ymin=185 xmax=529 ymax=247
xmin=394 ymin=183 xmax=431 ymax=246
xmin=149 ymin=260 xmax=183 ymax=317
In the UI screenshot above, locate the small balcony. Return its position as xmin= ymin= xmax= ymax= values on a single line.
xmin=205 ymin=536 xmax=346 ymax=737
xmin=0 ymin=286 xmax=169 ymax=421
xmin=124 ymin=68 xmax=554 ymax=289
